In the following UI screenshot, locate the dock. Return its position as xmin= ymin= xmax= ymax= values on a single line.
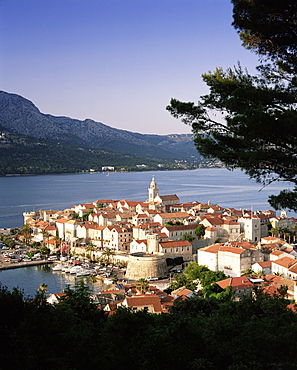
xmin=0 ymin=255 xmax=53 ymax=271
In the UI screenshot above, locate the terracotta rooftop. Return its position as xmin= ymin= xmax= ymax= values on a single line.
xmin=124 ymin=294 xmax=163 ymax=313
xmin=272 ymin=256 xmax=297 ymax=269
xmin=217 ymin=276 xmax=254 ymax=290
xmin=162 ymin=223 xmax=200 ymax=231
xmin=160 ymin=240 xmax=192 ymax=248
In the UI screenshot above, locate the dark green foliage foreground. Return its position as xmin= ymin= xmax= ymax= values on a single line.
xmin=1 ymin=281 xmax=297 ymax=370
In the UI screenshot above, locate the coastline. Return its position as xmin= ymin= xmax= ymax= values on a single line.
xmin=0 ymin=254 xmax=53 ymax=271
xmin=1 ymin=165 xmax=225 ymax=178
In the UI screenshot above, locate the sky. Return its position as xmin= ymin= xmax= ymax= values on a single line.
xmin=0 ymin=0 xmax=259 ymax=135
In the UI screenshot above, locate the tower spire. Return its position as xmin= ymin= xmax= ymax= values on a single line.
xmin=148 ymin=175 xmax=159 ymax=201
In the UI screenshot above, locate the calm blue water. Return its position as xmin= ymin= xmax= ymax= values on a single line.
xmin=0 ymin=168 xmax=295 ymax=295
xmin=0 ymin=264 xmax=112 ymax=298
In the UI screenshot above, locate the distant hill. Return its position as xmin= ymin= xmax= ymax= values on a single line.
xmin=0 ymin=90 xmax=198 ymax=159
xmin=0 ymin=91 xmax=220 ymax=175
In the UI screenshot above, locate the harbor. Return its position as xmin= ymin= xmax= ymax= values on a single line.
xmin=0 ymin=254 xmax=53 ymax=271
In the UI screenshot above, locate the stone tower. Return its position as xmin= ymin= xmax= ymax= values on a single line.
xmin=148 ymin=175 xmax=159 ymax=201
xmin=126 ymin=233 xmax=167 ymax=280
xmin=147 ymin=233 xmax=160 ymax=254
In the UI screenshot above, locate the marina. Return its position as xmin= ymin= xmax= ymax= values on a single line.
xmin=0 ymin=259 xmax=126 ymax=297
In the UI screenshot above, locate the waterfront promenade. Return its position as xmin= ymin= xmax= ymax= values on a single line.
xmin=0 ymin=254 xmax=53 ymax=271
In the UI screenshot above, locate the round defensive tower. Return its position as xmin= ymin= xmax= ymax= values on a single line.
xmin=125 ymin=252 xmax=168 ymax=280
xmin=126 ymin=233 xmax=168 ymax=280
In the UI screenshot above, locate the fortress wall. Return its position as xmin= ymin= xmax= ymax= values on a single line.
xmin=126 ymin=253 xmax=168 ymax=280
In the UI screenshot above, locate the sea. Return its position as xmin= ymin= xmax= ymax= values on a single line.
xmin=0 ymin=168 xmax=295 ymax=296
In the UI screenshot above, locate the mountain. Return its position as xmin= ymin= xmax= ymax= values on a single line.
xmin=0 ymin=90 xmax=198 ymax=159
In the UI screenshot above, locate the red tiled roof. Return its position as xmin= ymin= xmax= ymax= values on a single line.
xmin=205 ymin=227 xmax=216 ymax=232
xmin=200 ymin=244 xmax=222 ymax=253
xmin=217 ymin=276 xmax=253 ymax=290
xmin=124 ymin=294 xmax=163 ymax=313
xmin=202 ymin=217 xmax=224 ymax=225
xmin=162 ymin=223 xmax=200 ymax=231
xmin=160 ymin=240 xmax=192 ymax=248
xmin=56 ymin=218 xmax=69 ymax=224
xmin=219 ymin=246 xmax=246 ymax=254
xmin=288 ymin=263 xmax=297 ymax=274
xmin=157 ymin=212 xmax=189 ymax=219
xmin=255 ymin=261 xmax=272 ymax=268
xmin=228 ymin=241 xmax=255 ymax=249
xmin=160 ymin=195 xmax=179 ymax=201
xmin=272 ymin=256 xmax=297 ymax=269
xmin=223 ymin=220 xmax=239 ymax=226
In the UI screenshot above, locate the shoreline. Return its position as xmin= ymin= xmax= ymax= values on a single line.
xmin=1 ymin=166 xmax=225 ymax=178
xmin=0 ymin=256 xmax=53 ymax=271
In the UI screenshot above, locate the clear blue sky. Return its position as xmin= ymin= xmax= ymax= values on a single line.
xmin=0 ymin=0 xmax=259 ymax=134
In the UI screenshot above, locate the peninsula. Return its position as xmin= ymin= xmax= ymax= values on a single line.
xmin=10 ymin=176 xmax=297 ymax=286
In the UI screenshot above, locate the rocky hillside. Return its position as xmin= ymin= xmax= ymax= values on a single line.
xmin=0 ymin=91 xmax=198 ymax=159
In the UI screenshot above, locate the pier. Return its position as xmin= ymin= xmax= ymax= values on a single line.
xmin=0 ymin=254 xmax=53 ymax=271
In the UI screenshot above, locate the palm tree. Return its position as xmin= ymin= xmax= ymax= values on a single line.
xmin=275 ymin=226 xmax=285 ymax=239
xmin=283 ymin=228 xmax=292 ymax=243
xmin=85 ymin=243 xmax=97 ymax=261
xmin=89 ymin=274 xmax=98 ymax=283
xmin=136 ymin=278 xmax=149 ymax=294
xmin=38 ymin=283 xmax=48 ymax=294
xmin=256 ymin=270 xmax=265 ymax=278
xmin=270 ymin=227 xmax=278 ymax=237
xmin=53 ymin=236 xmax=61 ymax=251
xmin=21 ymin=223 xmax=33 ymax=245
xmin=41 ymin=229 xmax=51 ymax=248
xmin=292 ymin=225 xmax=297 ymax=242
xmin=241 ymin=268 xmax=256 ymax=277
xmin=101 ymin=247 xmax=115 ymax=265
xmin=35 ymin=283 xmax=48 ymax=306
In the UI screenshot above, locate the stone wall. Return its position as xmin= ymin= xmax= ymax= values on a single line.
xmin=126 ymin=252 xmax=167 ymax=280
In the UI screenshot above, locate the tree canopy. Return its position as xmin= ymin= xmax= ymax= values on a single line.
xmin=1 ymin=280 xmax=297 ymax=369
xmin=167 ymin=0 xmax=297 ymax=211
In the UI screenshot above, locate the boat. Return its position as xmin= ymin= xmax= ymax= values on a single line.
xmin=76 ymin=269 xmax=91 ymax=277
xmin=61 ymin=265 xmax=72 ymax=273
xmin=69 ymin=266 xmax=83 ymax=274
xmin=52 ymin=264 xmax=63 ymax=271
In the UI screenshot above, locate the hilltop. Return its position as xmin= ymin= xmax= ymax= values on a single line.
xmin=0 ymin=90 xmax=199 ymax=158
xmin=0 ymin=91 xmax=217 ymax=175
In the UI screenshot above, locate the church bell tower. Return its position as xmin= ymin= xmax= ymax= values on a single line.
xmin=148 ymin=175 xmax=159 ymax=201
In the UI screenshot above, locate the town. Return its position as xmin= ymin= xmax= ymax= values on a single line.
xmin=1 ymin=175 xmax=293 ymax=313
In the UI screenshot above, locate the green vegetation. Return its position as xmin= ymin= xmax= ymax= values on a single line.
xmin=0 ymin=279 xmax=297 ymax=369
xmin=182 ymin=233 xmax=194 ymax=241
xmin=164 ymin=221 xmax=183 ymax=227
xmin=0 ymin=131 xmax=207 ymax=176
xmin=167 ymin=1 xmax=297 ymax=211
xmin=195 ymin=224 xmax=205 ymax=239
xmin=0 ymin=234 xmax=15 ymax=248
xmin=136 ymin=278 xmax=149 ymax=294
xmin=169 ymin=262 xmax=227 ymax=292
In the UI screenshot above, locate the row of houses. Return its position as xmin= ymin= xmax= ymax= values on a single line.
xmin=47 ymin=282 xmax=194 ymax=314
xmin=197 ymin=235 xmax=297 ymax=278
